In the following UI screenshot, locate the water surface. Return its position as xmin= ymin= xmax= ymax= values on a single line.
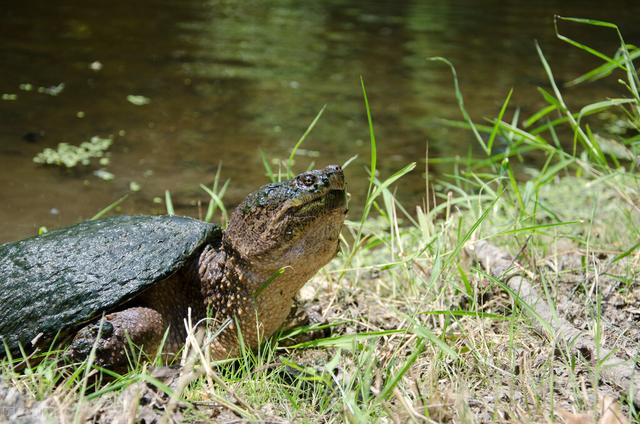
xmin=1 ymin=0 xmax=638 ymax=241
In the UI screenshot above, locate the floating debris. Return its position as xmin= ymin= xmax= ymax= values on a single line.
xmin=127 ymin=95 xmax=150 ymax=106
xmin=129 ymin=181 xmax=141 ymax=192
xmin=89 ymin=61 xmax=103 ymax=71
xmin=37 ymin=83 xmax=64 ymax=96
xmin=33 ymin=136 xmax=113 ymax=168
xmin=93 ymin=169 xmax=114 ymax=181
xmin=19 ymin=83 xmax=33 ymax=91
xmin=2 ymin=94 xmax=17 ymax=101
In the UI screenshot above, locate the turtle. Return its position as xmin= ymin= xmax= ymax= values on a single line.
xmin=0 ymin=165 xmax=347 ymax=370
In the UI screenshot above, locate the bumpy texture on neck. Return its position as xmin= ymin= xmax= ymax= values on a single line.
xmin=198 ymin=165 xmax=347 ymax=358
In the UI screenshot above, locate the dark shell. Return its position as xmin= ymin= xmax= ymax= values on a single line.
xmin=0 ymin=215 xmax=221 ymax=354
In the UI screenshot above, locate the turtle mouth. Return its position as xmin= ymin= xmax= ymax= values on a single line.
xmin=325 ymin=189 xmax=347 ymax=211
xmin=289 ymin=188 xmax=347 ymax=219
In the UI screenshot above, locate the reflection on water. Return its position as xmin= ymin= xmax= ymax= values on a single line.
xmin=1 ymin=0 xmax=638 ymax=241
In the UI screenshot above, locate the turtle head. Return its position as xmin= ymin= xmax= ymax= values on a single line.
xmin=224 ymin=165 xmax=347 ymax=274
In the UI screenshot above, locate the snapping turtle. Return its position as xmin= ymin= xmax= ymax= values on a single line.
xmin=0 ymin=165 xmax=346 ymax=369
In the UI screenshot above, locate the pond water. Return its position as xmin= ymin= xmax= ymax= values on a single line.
xmin=1 ymin=0 xmax=638 ymax=241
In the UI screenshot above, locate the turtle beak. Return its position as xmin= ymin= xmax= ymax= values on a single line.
xmin=325 ymin=165 xmax=345 ymax=191
xmin=324 ymin=165 xmax=347 ymax=212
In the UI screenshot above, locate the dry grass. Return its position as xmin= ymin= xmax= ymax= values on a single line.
xmin=2 ymin=173 xmax=638 ymax=423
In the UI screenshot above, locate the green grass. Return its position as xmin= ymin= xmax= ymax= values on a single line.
xmin=1 ymin=16 xmax=640 ymax=423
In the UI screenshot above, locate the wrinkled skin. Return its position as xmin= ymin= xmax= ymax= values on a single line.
xmin=67 ymin=165 xmax=347 ymax=369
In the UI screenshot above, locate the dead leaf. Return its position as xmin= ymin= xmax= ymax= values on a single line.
xmin=598 ymin=396 xmax=628 ymax=424
xmin=557 ymin=396 xmax=629 ymax=424
xmin=558 ymin=408 xmax=594 ymax=424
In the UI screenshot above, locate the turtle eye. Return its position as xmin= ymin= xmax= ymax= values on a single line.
xmin=298 ymin=174 xmax=316 ymax=187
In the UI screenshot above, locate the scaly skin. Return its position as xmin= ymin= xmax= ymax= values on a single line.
xmin=68 ymin=165 xmax=347 ymax=368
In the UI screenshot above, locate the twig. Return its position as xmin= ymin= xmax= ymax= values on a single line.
xmin=467 ymin=240 xmax=640 ymax=406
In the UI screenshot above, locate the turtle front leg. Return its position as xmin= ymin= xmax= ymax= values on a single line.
xmin=67 ymin=307 xmax=165 ymax=371
xmin=278 ymin=299 xmax=330 ymax=345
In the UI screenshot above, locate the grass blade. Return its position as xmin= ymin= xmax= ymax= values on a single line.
xmin=287 ymin=105 xmax=326 ymax=176
xmin=378 ymin=338 xmax=425 ymax=401
xmin=90 ymin=194 xmax=129 ymax=220
xmin=535 ymin=42 xmax=606 ymax=165
xmin=487 ymin=88 xmax=514 ymax=154
xmin=360 ymin=76 xmax=377 ymax=199
xmin=430 ymin=57 xmax=488 ymax=154
xmin=165 ymin=190 xmax=174 ymax=216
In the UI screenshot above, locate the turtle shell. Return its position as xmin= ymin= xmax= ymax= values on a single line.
xmin=0 ymin=215 xmax=221 ymax=355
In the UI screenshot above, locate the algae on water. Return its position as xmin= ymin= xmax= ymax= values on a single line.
xmin=33 ymin=136 xmax=113 ymax=168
